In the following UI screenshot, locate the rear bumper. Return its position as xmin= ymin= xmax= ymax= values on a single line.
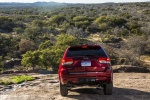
xmin=60 ymin=71 xmax=113 ymax=85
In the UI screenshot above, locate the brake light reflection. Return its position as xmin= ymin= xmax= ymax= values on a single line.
xmin=99 ymin=57 xmax=110 ymax=64
xmin=62 ymin=58 xmax=73 ymax=65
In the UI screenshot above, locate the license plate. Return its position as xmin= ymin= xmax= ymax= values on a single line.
xmin=81 ymin=61 xmax=91 ymax=66
xmin=78 ymin=78 xmax=96 ymax=83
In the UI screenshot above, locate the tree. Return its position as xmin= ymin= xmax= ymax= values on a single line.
xmin=31 ymin=20 xmax=46 ymax=27
xmin=66 ymin=27 xmax=86 ymax=38
xmin=19 ymin=39 xmax=35 ymax=54
xmin=94 ymin=16 xmax=126 ymax=31
xmin=0 ymin=16 xmax=16 ymax=32
xmin=21 ymin=50 xmax=40 ymax=70
xmin=39 ymin=49 xmax=52 ymax=70
xmin=21 ymin=34 xmax=79 ymax=71
xmin=119 ymin=36 xmax=148 ymax=65
xmin=0 ymin=56 xmax=4 ymax=72
xmin=129 ymin=20 xmax=141 ymax=35
xmin=47 ymin=15 xmax=66 ymax=26
xmin=39 ymin=40 xmax=53 ymax=50
xmin=73 ymin=16 xmax=88 ymax=21
xmin=13 ymin=27 xmax=24 ymax=34
xmin=56 ymin=33 xmax=78 ymax=46
xmin=24 ymin=27 xmax=41 ymax=40
xmin=73 ymin=16 xmax=90 ymax=28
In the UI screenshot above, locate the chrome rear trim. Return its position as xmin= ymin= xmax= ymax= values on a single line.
xmin=87 ymin=72 xmax=103 ymax=74
xmin=70 ymin=72 xmax=86 ymax=74
xmin=69 ymin=72 xmax=103 ymax=74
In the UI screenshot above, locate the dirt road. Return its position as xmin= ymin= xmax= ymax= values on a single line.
xmin=0 ymin=73 xmax=150 ymax=100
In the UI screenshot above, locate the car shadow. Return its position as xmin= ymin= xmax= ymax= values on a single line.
xmin=66 ymin=87 xmax=150 ymax=100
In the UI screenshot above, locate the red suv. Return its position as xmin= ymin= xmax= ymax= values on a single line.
xmin=58 ymin=45 xmax=113 ymax=96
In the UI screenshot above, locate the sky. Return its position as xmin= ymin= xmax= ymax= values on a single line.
xmin=0 ymin=0 xmax=149 ymax=3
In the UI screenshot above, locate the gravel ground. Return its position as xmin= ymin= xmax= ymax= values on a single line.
xmin=0 ymin=73 xmax=150 ymax=100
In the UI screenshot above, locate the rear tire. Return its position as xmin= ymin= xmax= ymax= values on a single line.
xmin=103 ymin=83 xmax=113 ymax=95
xmin=60 ymin=82 xmax=68 ymax=96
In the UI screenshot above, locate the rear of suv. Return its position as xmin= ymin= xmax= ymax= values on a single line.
xmin=58 ymin=45 xmax=113 ymax=96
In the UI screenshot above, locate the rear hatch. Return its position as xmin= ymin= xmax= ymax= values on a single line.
xmin=62 ymin=45 xmax=110 ymax=73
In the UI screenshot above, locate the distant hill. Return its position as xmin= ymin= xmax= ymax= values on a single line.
xmin=34 ymin=2 xmax=66 ymax=5
xmin=0 ymin=2 xmax=67 ymax=7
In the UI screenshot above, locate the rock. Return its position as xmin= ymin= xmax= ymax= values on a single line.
xmin=4 ymin=58 xmax=21 ymax=69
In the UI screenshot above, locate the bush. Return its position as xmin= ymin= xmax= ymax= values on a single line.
xmin=21 ymin=50 xmax=40 ymax=70
xmin=0 ymin=75 xmax=35 ymax=85
xmin=11 ymin=75 xmax=35 ymax=84
xmin=39 ymin=40 xmax=53 ymax=50
xmin=0 ymin=16 xmax=16 ymax=32
xmin=19 ymin=39 xmax=35 ymax=53
xmin=73 ymin=16 xmax=90 ymax=28
xmin=73 ymin=16 xmax=88 ymax=22
xmin=66 ymin=27 xmax=87 ymax=38
xmin=75 ymin=20 xmax=90 ymax=28
xmin=0 ymin=56 xmax=4 ymax=72
xmin=94 ymin=16 xmax=127 ymax=33
xmin=22 ymin=34 xmax=79 ymax=72
xmin=56 ymin=34 xmax=78 ymax=46
xmin=48 ymin=15 xmax=66 ymax=26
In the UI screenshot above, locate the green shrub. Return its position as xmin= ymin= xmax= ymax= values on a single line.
xmin=94 ymin=16 xmax=126 ymax=29
xmin=22 ymin=34 xmax=79 ymax=72
xmin=39 ymin=40 xmax=53 ymax=50
xmin=0 ymin=79 xmax=12 ymax=85
xmin=0 ymin=75 xmax=35 ymax=85
xmin=75 ymin=20 xmax=90 ymax=27
xmin=48 ymin=15 xmax=66 ymax=26
xmin=73 ymin=16 xmax=88 ymax=22
xmin=0 ymin=56 xmax=4 ymax=73
xmin=21 ymin=50 xmax=40 ymax=70
xmin=11 ymin=75 xmax=35 ymax=84
xmin=119 ymin=13 xmax=131 ymax=19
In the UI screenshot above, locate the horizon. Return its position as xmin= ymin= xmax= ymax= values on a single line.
xmin=0 ymin=0 xmax=149 ymax=3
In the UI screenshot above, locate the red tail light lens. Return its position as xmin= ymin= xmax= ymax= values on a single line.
xmin=62 ymin=58 xmax=73 ymax=65
xmin=99 ymin=57 xmax=110 ymax=64
xmin=61 ymin=67 xmax=67 ymax=71
xmin=82 ymin=45 xmax=88 ymax=48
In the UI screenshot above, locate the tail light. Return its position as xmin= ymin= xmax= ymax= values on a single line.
xmin=61 ymin=67 xmax=67 ymax=71
xmin=82 ymin=45 xmax=88 ymax=48
xmin=99 ymin=57 xmax=111 ymax=64
xmin=60 ymin=67 xmax=68 ymax=77
xmin=62 ymin=58 xmax=73 ymax=66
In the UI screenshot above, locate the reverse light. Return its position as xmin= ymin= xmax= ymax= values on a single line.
xmin=99 ymin=57 xmax=111 ymax=64
xmin=62 ymin=58 xmax=73 ymax=65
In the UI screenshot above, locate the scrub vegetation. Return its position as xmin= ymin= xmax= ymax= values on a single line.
xmin=0 ymin=75 xmax=35 ymax=85
xmin=0 ymin=2 xmax=150 ymax=72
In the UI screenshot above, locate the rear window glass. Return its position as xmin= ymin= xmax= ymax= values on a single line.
xmin=66 ymin=47 xmax=107 ymax=57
